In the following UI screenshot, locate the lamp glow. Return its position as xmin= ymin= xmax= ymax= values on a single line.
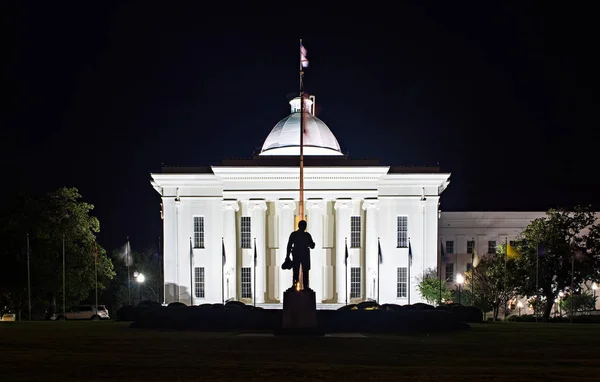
xmin=136 ymin=273 xmax=145 ymax=283
xmin=592 ymin=283 xmax=598 ymax=291
xmin=456 ymin=273 xmax=464 ymax=285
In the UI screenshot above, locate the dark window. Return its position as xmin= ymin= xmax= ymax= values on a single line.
xmin=241 ymin=217 xmax=251 ymax=248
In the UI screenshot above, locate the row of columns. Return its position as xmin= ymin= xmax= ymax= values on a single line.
xmin=220 ymin=198 xmax=381 ymax=304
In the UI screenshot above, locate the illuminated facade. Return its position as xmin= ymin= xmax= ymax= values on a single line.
xmin=150 ymin=96 xmax=549 ymax=309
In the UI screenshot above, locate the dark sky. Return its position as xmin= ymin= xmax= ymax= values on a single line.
xmin=4 ymin=2 xmax=596 ymax=252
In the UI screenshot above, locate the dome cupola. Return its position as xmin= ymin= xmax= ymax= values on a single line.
xmin=259 ymin=95 xmax=343 ymax=156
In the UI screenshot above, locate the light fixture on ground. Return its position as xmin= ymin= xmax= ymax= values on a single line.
xmin=592 ymin=283 xmax=598 ymax=310
xmin=456 ymin=273 xmax=464 ymax=304
xmin=517 ymin=301 xmax=523 ymax=316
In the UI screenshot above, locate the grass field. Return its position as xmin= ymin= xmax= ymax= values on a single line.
xmin=1 ymin=321 xmax=599 ymax=381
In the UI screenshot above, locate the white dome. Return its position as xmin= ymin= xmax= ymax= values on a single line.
xmin=259 ymin=96 xmax=343 ymax=156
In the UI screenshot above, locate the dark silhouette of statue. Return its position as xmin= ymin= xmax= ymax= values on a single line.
xmin=286 ymin=220 xmax=315 ymax=290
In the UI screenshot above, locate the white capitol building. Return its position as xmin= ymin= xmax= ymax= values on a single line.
xmin=151 ymin=95 xmax=543 ymax=308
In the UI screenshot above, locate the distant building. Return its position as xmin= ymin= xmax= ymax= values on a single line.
xmin=150 ymin=96 xmax=549 ymax=309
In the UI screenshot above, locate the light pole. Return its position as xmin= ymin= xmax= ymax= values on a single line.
xmin=517 ymin=301 xmax=523 ymax=316
xmin=592 ymin=283 xmax=598 ymax=310
xmin=135 ymin=272 xmax=145 ymax=303
xmin=456 ymin=273 xmax=464 ymax=304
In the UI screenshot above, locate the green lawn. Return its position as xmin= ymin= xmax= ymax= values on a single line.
xmin=1 ymin=321 xmax=599 ymax=381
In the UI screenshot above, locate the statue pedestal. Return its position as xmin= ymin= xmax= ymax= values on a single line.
xmin=280 ymin=287 xmax=318 ymax=332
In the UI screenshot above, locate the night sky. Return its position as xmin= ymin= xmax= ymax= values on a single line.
xmin=4 ymin=3 xmax=595 ymax=252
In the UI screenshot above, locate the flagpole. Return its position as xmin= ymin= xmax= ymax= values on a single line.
xmin=62 ymin=234 xmax=66 ymax=319
xmin=535 ymin=243 xmax=539 ymax=323
xmin=471 ymin=238 xmax=475 ymax=307
xmin=408 ymin=238 xmax=411 ymax=305
xmin=159 ymin=236 xmax=163 ymax=304
xmin=27 ymin=233 xmax=31 ymax=321
xmin=127 ymin=236 xmax=131 ymax=305
xmin=345 ymin=237 xmax=348 ymax=306
xmin=570 ymin=251 xmax=575 ymax=324
xmin=504 ymin=237 xmax=508 ymax=319
xmin=94 ymin=243 xmax=98 ymax=314
xmin=189 ymin=237 xmax=193 ymax=306
xmin=221 ymin=237 xmax=225 ymax=304
xmin=439 ymin=238 xmax=442 ymax=306
xmin=253 ymin=238 xmax=257 ymax=307
xmin=299 ymin=38 xmax=305 ymax=221
xmin=377 ymin=237 xmax=380 ymax=303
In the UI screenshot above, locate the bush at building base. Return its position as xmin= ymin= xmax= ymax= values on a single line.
xmin=130 ymin=300 xmax=473 ymax=333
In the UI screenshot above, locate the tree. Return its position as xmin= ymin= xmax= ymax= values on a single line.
xmin=417 ymin=268 xmax=452 ymax=305
xmin=467 ymin=250 xmax=517 ymax=320
xmin=0 ymin=187 xmax=115 ymax=318
xmin=511 ymin=207 xmax=600 ymax=321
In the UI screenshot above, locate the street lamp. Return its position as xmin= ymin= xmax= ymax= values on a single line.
xmin=592 ymin=283 xmax=598 ymax=310
xmin=135 ymin=272 xmax=145 ymax=303
xmin=456 ymin=273 xmax=465 ymax=304
xmin=517 ymin=301 xmax=523 ymax=316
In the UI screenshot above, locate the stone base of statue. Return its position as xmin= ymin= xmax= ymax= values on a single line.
xmin=276 ymin=287 xmax=322 ymax=335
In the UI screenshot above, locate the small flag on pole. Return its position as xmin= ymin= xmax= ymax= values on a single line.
xmin=189 ymin=237 xmax=193 ymax=261
xmin=345 ymin=238 xmax=349 ymax=265
xmin=222 ymin=237 xmax=226 ymax=266
xmin=408 ymin=239 xmax=413 ymax=266
xmin=507 ymin=242 xmax=522 ymax=259
xmin=440 ymin=240 xmax=446 ymax=263
xmin=300 ymin=42 xmax=309 ymax=68
xmin=537 ymin=243 xmax=545 ymax=257
xmin=472 ymin=246 xmax=480 ymax=268
xmin=254 ymin=238 xmax=257 ymax=265
xmin=378 ymin=237 xmax=383 ymax=264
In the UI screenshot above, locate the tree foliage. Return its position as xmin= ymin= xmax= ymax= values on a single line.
xmin=466 ymin=249 xmax=518 ymax=320
xmin=559 ymin=292 xmax=596 ymax=315
xmin=417 ymin=268 xmax=452 ymax=305
xmin=511 ymin=207 xmax=600 ymax=321
xmin=0 ymin=187 xmax=115 ymax=317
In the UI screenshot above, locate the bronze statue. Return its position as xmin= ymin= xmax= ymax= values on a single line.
xmin=285 ymin=220 xmax=315 ymax=290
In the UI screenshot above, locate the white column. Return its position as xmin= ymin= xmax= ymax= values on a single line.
xmin=307 ymin=199 xmax=326 ymax=302
xmin=362 ymin=199 xmax=379 ymax=301
xmin=249 ymin=200 xmax=267 ymax=304
xmin=222 ymin=200 xmax=239 ymax=302
xmin=276 ymin=199 xmax=296 ymax=302
xmin=334 ymin=199 xmax=352 ymax=304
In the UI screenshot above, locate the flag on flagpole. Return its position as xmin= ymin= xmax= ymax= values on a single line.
xmin=537 ymin=243 xmax=545 ymax=257
xmin=507 ymin=242 xmax=522 ymax=259
xmin=254 ymin=238 xmax=257 ymax=265
xmin=345 ymin=238 xmax=349 ymax=265
xmin=408 ymin=239 xmax=413 ymax=266
xmin=440 ymin=240 xmax=446 ymax=263
xmin=300 ymin=42 xmax=309 ymax=68
xmin=472 ymin=246 xmax=480 ymax=268
xmin=189 ymin=237 xmax=193 ymax=261
xmin=378 ymin=237 xmax=383 ymax=264
xmin=222 ymin=238 xmax=226 ymax=266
